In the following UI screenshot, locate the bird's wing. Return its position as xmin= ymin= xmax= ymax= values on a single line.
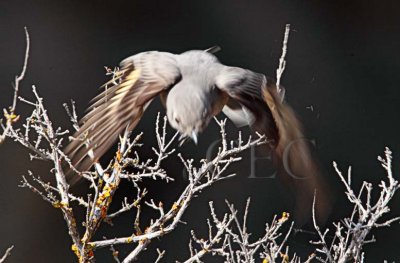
xmin=64 ymin=51 xmax=181 ymax=172
xmin=216 ymin=66 xmax=331 ymax=225
xmin=216 ymin=66 xmax=280 ymax=144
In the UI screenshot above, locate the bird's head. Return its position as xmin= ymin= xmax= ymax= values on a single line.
xmin=167 ymin=105 xmax=211 ymax=145
xmin=166 ymin=85 xmax=212 ymax=145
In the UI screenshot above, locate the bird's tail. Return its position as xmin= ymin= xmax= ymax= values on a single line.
xmin=262 ymin=80 xmax=332 ymax=225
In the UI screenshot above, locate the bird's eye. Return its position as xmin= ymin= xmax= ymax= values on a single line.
xmin=175 ymin=117 xmax=180 ymax=124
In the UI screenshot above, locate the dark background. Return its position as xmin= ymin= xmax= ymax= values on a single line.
xmin=1 ymin=0 xmax=399 ymax=262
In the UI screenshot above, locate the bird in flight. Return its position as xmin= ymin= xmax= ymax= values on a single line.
xmin=64 ymin=47 xmax=331 ymax=224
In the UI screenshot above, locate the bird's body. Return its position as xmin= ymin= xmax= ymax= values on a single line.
xmin=65 ymin=47 xmax=331 ymax=224
xmin=165 ymin=50 xmax=229 ymax=139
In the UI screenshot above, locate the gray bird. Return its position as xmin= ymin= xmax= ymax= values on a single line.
xmin=65 ymin=47 xmax=331 ymax=224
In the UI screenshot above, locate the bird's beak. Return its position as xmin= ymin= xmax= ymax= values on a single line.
xmin=191 ymin=131 xmax=198 ymax=145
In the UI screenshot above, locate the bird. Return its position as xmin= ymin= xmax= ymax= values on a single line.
xmin=64 ymin=46 xmax=331 ymax=224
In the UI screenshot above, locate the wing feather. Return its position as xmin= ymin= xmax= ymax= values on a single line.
xmin=216 ymin=66 xmax=279 ymax=144
xmin=216 ymin=65 xmax=331 ymax=224
xmin=64 ymin=51 xmax=181 ymax=173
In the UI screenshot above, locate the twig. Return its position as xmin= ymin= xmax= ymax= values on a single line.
xmin=276 ymin=23 xmax=290 ymax=96
xmin=0 ymin=246 xmax=14 ymax=263
xmin=311 ymin=147 xmax=399 ymax=263
xmin=154 ymin=249 xmax=165 ymax=263
xmin=181 ymin=199 xmax=297 ymax=263
xmin=0 ymin=27 xmax=30 ymax=143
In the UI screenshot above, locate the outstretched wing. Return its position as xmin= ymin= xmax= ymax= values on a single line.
xmin=65 ymin=51 xmax=181 ymax=173
xmin=216 ymin=66 xmax=331 ymax=225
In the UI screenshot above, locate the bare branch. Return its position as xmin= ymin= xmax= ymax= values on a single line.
xmin=181 ymin=199 xmax=297 ymax=263
xmin=312 ymin=147 xmax=400 ymax=263
xmin=0 ymin=246 xmax=14 ymax=263
xmin=0 ymin=27 xmax=30 ymax=143
xmin=276 ymin=23 xmax=290 ymax=96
